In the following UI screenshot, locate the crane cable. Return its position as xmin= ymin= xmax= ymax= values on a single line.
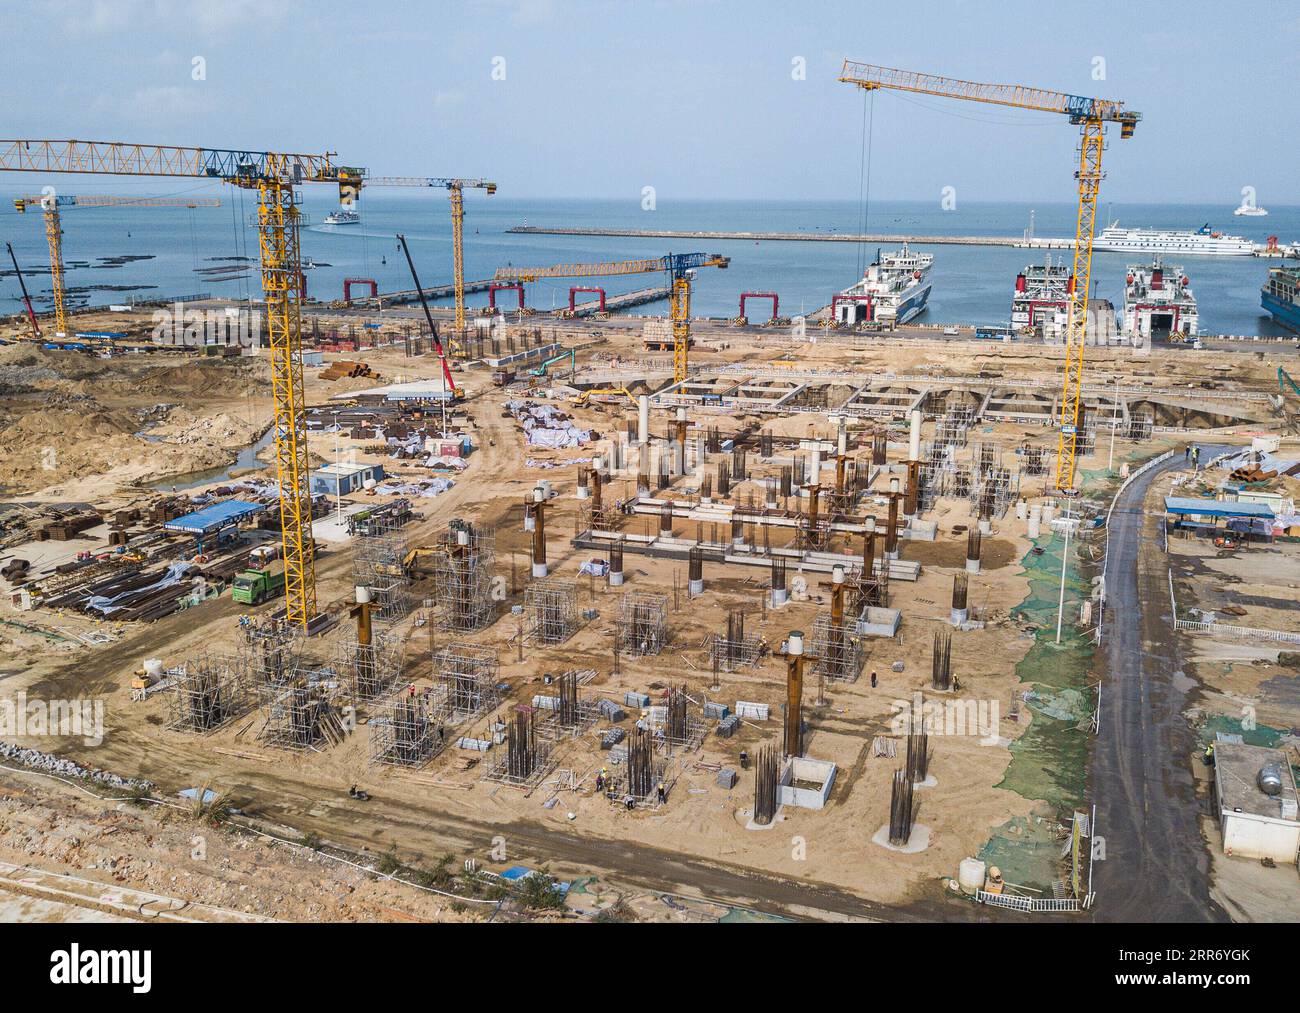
xmin=856 ymin=89 xmax=875 ymax=279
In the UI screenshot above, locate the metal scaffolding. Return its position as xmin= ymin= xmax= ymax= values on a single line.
xmin=811 ymin=612 xmax=865 ymax=684
xmin=259 ymin=670 xmax=351 ymax=751
xmin=617 ymin=591 xmax=669 ymax=656
xmin=523 ymin=579 xmax=580 ymax=645
xmin=433 ymin=642 xmax=501 ymax=723
xmin=429 ymin=519 xmax=497 ymax=632
xmin=370 ymin=692 xmax=448 ymax=768
xmin=337 ymin=630 xmax=402 ymax=702
xmin=708 ymin=609 xmax=762 ymax=671
xmin=168 ymin=653 xmax=250 ymax=733
xmin=354 ymin=513 xmax=413 ymax=625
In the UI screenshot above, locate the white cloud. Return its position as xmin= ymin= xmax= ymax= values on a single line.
xmin=92 ymin=84 xmax=215 ymax=121
xmin=42 ymin=0 xmax=296 ymax=36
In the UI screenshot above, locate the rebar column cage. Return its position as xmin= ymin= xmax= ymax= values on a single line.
xmin=168 ymin=653 xmax=250 ymax=733
xmin=617 ymin=591 xmax=669 ymax=655
xmin=708 ymin=609 xmax=762 ymax=671
xmin=482 ymin=707 xmax=556 ymax=789
xmin=433 ymin=642 xmax=501 ymax=722
xmin=429 ymin=520 xmax=497 ymax=632
xmin=370 ymin=691 xmax=447 ymax=768
xmin=810 ymin=612 xmax=865 ymax=684
xmin=337 ymin=630 xmax=402 ymax=702
xmin=523 ymin=579 xmax=581 ymax=645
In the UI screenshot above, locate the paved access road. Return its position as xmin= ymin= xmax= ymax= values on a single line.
xmin=1090 ymin=449 xmax=1228 ymax=922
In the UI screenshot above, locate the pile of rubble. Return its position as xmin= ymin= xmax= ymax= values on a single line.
xmin=0 ymin=741 xmax=154 ymax=792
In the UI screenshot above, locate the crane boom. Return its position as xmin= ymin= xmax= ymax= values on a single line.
xmin=0 ymin=139 xmax=371 ymax=630
xmin=838 ymin=62 xmax=1140 ymax=490
xmin=366 ymin=177 xmax=496 ymax=336
xmin=15 ymin=194 xmax=221 ymax=210
xmin=397 ymin=234 xmax=462 ymax=400
xmin=495 ymin=252 xmax=728 ymax=283
xmin=838 ymin=62 xmax=1139 ymax=128
xmin=493 ymin=252 xmax=728 ymax=383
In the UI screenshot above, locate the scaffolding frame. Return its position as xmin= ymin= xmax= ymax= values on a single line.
xmin=433 ymin=642 xmax=501 ymax=723
xmin=168 ymin=653 xmax=251 ymax=733
xmin=523 ymin=579 xmax=581 ymax=645
xmin=429 ymin=520 xmax=497 ymax=632
xmin=811 ymin=612 xmax=865 ymax=684
xmin=370 ymin=691 xmax=449 ymax=768
xmin=337 ymin=631 xmax=402 ymax=702
xmin=708 ymin=609 xmax=762 ymax=671
xmin=259 ymin=668 xmax=351 ymax=751
xmin=617 ymin=591 xmax=669 ymax=656
xmin=354 ymin=513 xmax=413 ymax=625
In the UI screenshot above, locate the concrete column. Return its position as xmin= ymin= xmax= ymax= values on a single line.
xmin=909 ymin=409 xmax=923 ymax=462
xmin=638 ymin=395 xmax=650 ymax=445
xmin=1028 ymin=504 xmax=1042 ymax=539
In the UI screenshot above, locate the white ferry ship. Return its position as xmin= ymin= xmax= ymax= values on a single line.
xmin=1122 ymin=258 xmax=1199 ymax=340
xmin=1094 ymin=222 xmax=1254 ymax=257
xmin=1011 ymin=255 xmax=1073 ymax=334
xmin=323 ymin=208 xmax=361 ymax=226
xmin=834 ymin=245 xmax=933 ymax=326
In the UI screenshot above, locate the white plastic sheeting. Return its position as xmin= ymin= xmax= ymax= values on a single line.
xmin=506 ymin=399 xmax=592 ymax=449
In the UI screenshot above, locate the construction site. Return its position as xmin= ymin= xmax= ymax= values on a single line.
xmin=1 ymin=43 xmax=1298 ymax=932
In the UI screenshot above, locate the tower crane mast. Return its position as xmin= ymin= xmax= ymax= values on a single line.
xmin=14 ymin=193 xmax=221 ymax=338
xmin=838 ymin=61 xmax=1140 ymax=490
xmin=365 ymin=177 xmax=496 ymax=337
xmin=495 ymin=251 xmax=729 ymax=383
xmin=1 ymin=139 xmax=370 ymax=630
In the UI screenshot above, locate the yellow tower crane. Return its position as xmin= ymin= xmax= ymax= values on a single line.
xmin=494 ymin=252 xmax=729 ymax=383
xmin=364 ymin=177 xmax=496 ymax=337
xmin=0 ymin=140 xmax=369 ymax=630
xmin=14 ymin=193 xmax=221 ymax=338
xmin=837 ymin=61 xmax=1140 ymax=490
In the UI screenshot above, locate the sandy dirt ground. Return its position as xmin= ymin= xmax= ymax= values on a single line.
xmin=0 ymin=305 xmax=1289 ymax=921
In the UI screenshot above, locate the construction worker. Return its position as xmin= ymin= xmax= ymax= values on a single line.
xmin=1204 ymin=742 xmax=1216 ymax=766
xmin=870 ymin=671 xmax=878 ymax=688
xmin=739 ymin=749 xmax=749 ymax=770
xmin=595 ymin=771 xmax=604 ymax=792
xmin=657 ymin=782 xmax=666 ymax=804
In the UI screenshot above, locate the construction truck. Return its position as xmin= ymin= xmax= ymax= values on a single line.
xmin=231 ymin=563 xmax=286 ymax=606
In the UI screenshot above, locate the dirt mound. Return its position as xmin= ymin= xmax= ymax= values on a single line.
xmin=133 ymin=359 xmax=269 ymax=398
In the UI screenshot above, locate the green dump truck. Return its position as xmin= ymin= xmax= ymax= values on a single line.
xmin=230 ymin=563 xmax=285 ymax=606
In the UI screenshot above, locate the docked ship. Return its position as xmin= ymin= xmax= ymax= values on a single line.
xmin=834 ymin=245 xmax=933 ymax=326
xmin=1011 ymin=255 xmax=1073 ymax=334
xmin=323 ymin=208 xmax=361 ymax=226
xmin=1261 ymin=265 xmax=1300 ymax=332
xmin=1122 ymin=258 xmax=1198 ymax=340
xmin=1094 ymin=222 xmax=1254 ymax=257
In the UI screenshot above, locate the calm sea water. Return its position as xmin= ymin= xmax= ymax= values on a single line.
xmin=3 ymin=196 xmax=1296 ymax=336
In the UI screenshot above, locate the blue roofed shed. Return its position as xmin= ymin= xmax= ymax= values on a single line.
xmin=164 ymin=499 xmax=266 ymax=551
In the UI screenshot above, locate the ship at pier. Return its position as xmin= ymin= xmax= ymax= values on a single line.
xmin=833 ymin=245 xmax=932 ymax=326
xmin=1010 ymin=255 xmax=1073 ymax=335
xmin=1261 ymin=265 xmax=1300 ymax=332
xmin=1122 ymin=258 xmax=1198 ymax=341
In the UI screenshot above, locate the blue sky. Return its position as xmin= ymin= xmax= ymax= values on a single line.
xmin=5 ymin=0 xmax=1298 ymax=204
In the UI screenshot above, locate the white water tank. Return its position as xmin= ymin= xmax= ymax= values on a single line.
xmin=958 ymin=857 xmax=986 ymax=896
